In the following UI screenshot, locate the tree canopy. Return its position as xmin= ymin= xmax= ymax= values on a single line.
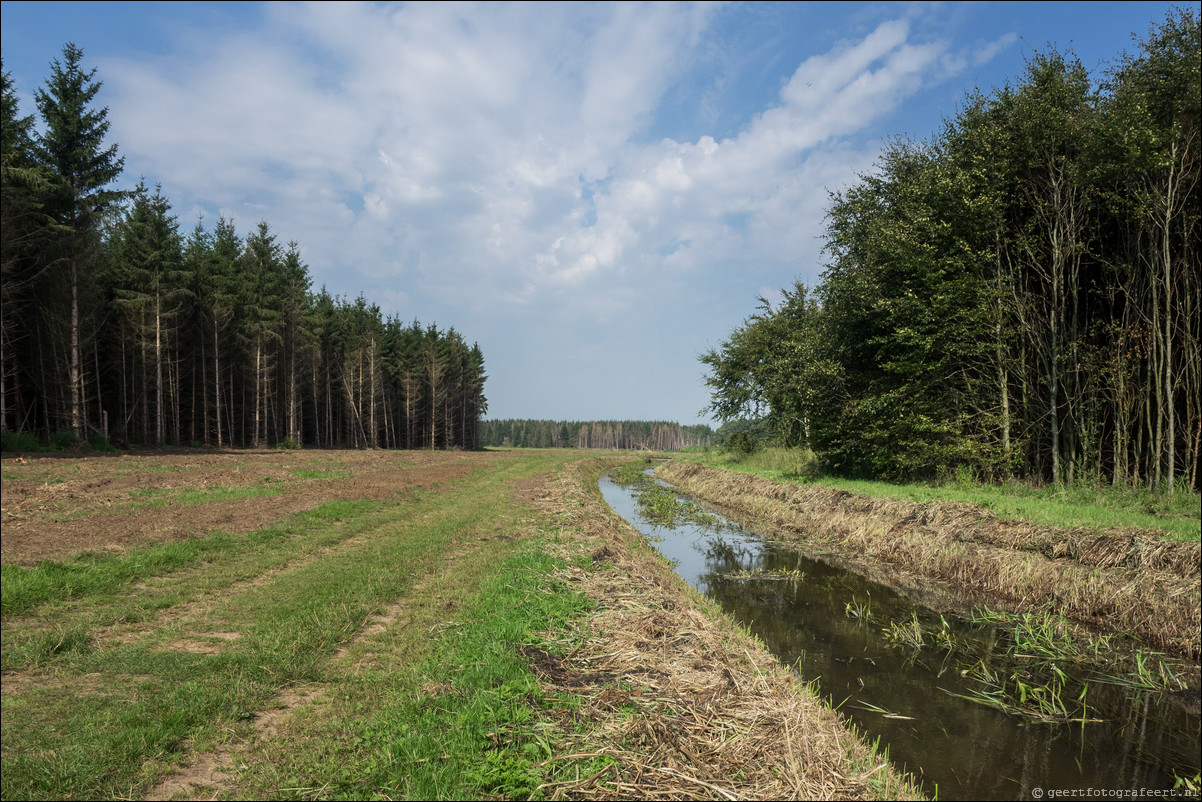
xmin=1 ymin=45 xmax=486 ymax=450
xmin=702 ymin=9 xmax=1200 ymax=491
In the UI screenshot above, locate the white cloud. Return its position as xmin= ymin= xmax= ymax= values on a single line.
xmin=532 ymin=17 xmax=950 ymax=295
xmin=107 ymin=6 xmax=958 ymax=317
xmin=86 ymin=2 xmax=1015 ymax=422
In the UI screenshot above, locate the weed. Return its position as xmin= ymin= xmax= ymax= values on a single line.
xmin=882 ymin=613 xmax=925 ymax=650
xmin=1 ymin=429 xmax=44 ymax=452
xmin=844 ymin=596 xmax=873 ymax=622
xmin=853 ymin=700 xmax=915 ymax=720
xmin=50 ymin=430 xmax=78 ymax=452
xmin=292 ymin=468 xmax=350 ymax=480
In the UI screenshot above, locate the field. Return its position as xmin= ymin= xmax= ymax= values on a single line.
xmin=0 ymin=449 xmax=920 ymax=801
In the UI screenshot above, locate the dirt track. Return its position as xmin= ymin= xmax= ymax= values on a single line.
xmin=1 ymin=449 xmax=494 ymax=565
xmin=1 ymin=449 xmax=922 ymax=800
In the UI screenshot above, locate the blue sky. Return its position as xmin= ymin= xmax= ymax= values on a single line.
xmin=1 ymin=1 xmax=1180 ymax=427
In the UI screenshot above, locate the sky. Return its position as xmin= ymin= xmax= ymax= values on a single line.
xmin=1 ymin=1 xmax=1182 ymax=427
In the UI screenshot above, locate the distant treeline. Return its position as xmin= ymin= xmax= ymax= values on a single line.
xmin=703 ymin=10 xmax=1200 ymax=490
xmin=1 ymin=45 xmax=486 ymax=450
xmin=479 ymin=419 xmax=714 ymax=451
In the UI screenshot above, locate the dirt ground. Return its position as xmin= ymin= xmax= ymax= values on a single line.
xmin=2 ymin=448 xmax=921 ymax=800
xmin=0 ymin=448 xmax=501 ymax=566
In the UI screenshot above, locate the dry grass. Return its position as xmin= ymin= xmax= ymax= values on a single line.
xmin=523 ymin=458 xmax=923 ymax=801
xmin=657 ymin=462 xmax=1201 ymax=660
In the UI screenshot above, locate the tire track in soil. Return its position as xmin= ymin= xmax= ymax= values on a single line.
xmin=1 ymin=450 xmax=495 ymax=566
xmin=142 ymin=471 xmax=545 ymax=800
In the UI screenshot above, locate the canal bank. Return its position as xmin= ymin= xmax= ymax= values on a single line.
xmin=597 ymin=462 xmax=1201 ymax=799
xmin=527 ymin=457 xmax=926 ymax=800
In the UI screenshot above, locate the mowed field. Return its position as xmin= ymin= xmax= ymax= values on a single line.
xmin=0 ymin=449 xmax=919 ymax=801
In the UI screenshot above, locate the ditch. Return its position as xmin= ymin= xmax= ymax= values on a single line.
xmin=598 ymin=469 xmax=1201 ymax=800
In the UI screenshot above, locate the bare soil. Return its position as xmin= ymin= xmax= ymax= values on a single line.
xmin=1 ymin=449 xmax=494 ymax=566
xmin=1 ymin=449 xmax=921 ymax=800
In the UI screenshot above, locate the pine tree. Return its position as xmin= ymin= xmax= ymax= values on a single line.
xmin=34 ymin=43 xmax=124 ymax=440
xmin=1 ymin=62 xmax=46 ymax=433
xmin=111 ymin=182 xmax=187 ymax=444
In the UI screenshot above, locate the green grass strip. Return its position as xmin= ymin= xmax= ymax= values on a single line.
xmin=1 ymin=499 xmax=377 ymax=619
xmin=686 ymin=448 xmax=1201 ymax=541
xmin=276 ymin=544 xmax=594 ymax=800
xmin=242 ymin=543 xmax=596 ymax=798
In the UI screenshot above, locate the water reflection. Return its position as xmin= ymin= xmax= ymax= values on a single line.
xmin=598 ymin=473 xmax=1200 ymax=800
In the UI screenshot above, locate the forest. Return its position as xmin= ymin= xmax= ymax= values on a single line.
xmin=478 ymin=419 xmax=714 ymax=451
xmin=702 ymin=10 xmax=1200 ymax=491
xmin=1 ymin=45 xmax=487 ymax=451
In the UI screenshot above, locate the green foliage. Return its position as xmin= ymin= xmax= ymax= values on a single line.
xmin=725 ymin=429 xmax=760 ymax=456
xmin=479 ymin=419 xmax=714 ymax=450
xmin=50 ymin=429 xmax=78 ymax=451
xmin=1 ymin=429 xmax=44 ymax=451
xmin=33 ymin=42 xmax=125 ymax=225
xmin=701 ymin=9 xmax=1200 ymax=492
xmin=88 ymin=434 xmax=118 ymax=452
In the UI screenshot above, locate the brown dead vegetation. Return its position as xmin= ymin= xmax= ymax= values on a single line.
xmin=523 ymin=458 xmax=921 ymax=801
xmin=3 ymin=450 xmax=924 ymax=800
xmin=657 ymin=462 xmax=1202 ymax=660
xmin=0 ymin=449 xmax=489 ymax=565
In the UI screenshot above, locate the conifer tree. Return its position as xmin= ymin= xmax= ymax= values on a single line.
xmin=34 ymin=43 xmax=124 ymax=440
xmin=1 ymin=63 xmax=45 ymax=433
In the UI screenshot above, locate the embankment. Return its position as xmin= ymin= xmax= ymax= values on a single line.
xmin=535 ymin=457 xmax=923 ymax=800
xmin=657 ymin=461 xmax=1201 ymax=660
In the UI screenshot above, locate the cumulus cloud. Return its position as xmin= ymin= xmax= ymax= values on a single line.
xmin=88 ymin=2 xmax=1010 ymax=422
xmin=104 ymin=5 xmax=968 ymax=318
xmin=534 ymin=17 xmax=950 ymax=293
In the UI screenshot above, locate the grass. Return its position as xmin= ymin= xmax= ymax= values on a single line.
xmin=686 ymin=447 xmax=1201 ymax=541
xmin=855 ymin=602 xmax=1192 ymax=728
xmin=2 ymin=449 xmax=931 ymax=801
xmin=239 ymin=545 xmax=595 ymax=800
xmin=610 ymin=459 xmax=720 ymax=529
xmin=0 ymin=451 xmax=605 ymax=801
xmin=292 ymin=468 xmax=351 ymax=479
xmin=0 ymin=498 xmax=378 ymax=623
xmin=659 ymin=458 xmax=1200 ymax=658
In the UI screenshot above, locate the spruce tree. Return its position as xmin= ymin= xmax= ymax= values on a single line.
xmin=34 ymin=43 xmax=124 ymax=440
xmin=1 ymin=63 xmax=45 ymax=433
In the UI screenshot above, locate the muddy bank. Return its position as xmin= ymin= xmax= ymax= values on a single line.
xmin=657 ymin=461 xmax=1201 ymax=660
xmin=526 ymin=458 xmax=922 ymax=800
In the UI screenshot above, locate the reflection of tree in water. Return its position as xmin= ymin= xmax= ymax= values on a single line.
xmin=701 ymin=537 xmax=760 ymax=574
xmin=604 ymin=472 xmax=1199 ymax=795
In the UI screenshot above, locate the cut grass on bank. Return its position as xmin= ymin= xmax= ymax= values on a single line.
xmin=658 ymin=460 xmax=1202 ymax=658
xmin=2 ymin=449 xmax=926 ymax=801
xmin=686 ymin=448 xmax=1201 ymax=542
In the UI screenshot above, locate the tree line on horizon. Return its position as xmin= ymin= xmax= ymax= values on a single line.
xmin=702 ymin=10 xmax=1200 ymax=491
xmin=479 ymin=419 xmax=714 ymax=451
xmin=1 ymin=45 xmax=487 ymax=451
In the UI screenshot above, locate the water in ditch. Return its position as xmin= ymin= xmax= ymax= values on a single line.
xmin=598 ymin=472 xmax=1200 ymax=800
